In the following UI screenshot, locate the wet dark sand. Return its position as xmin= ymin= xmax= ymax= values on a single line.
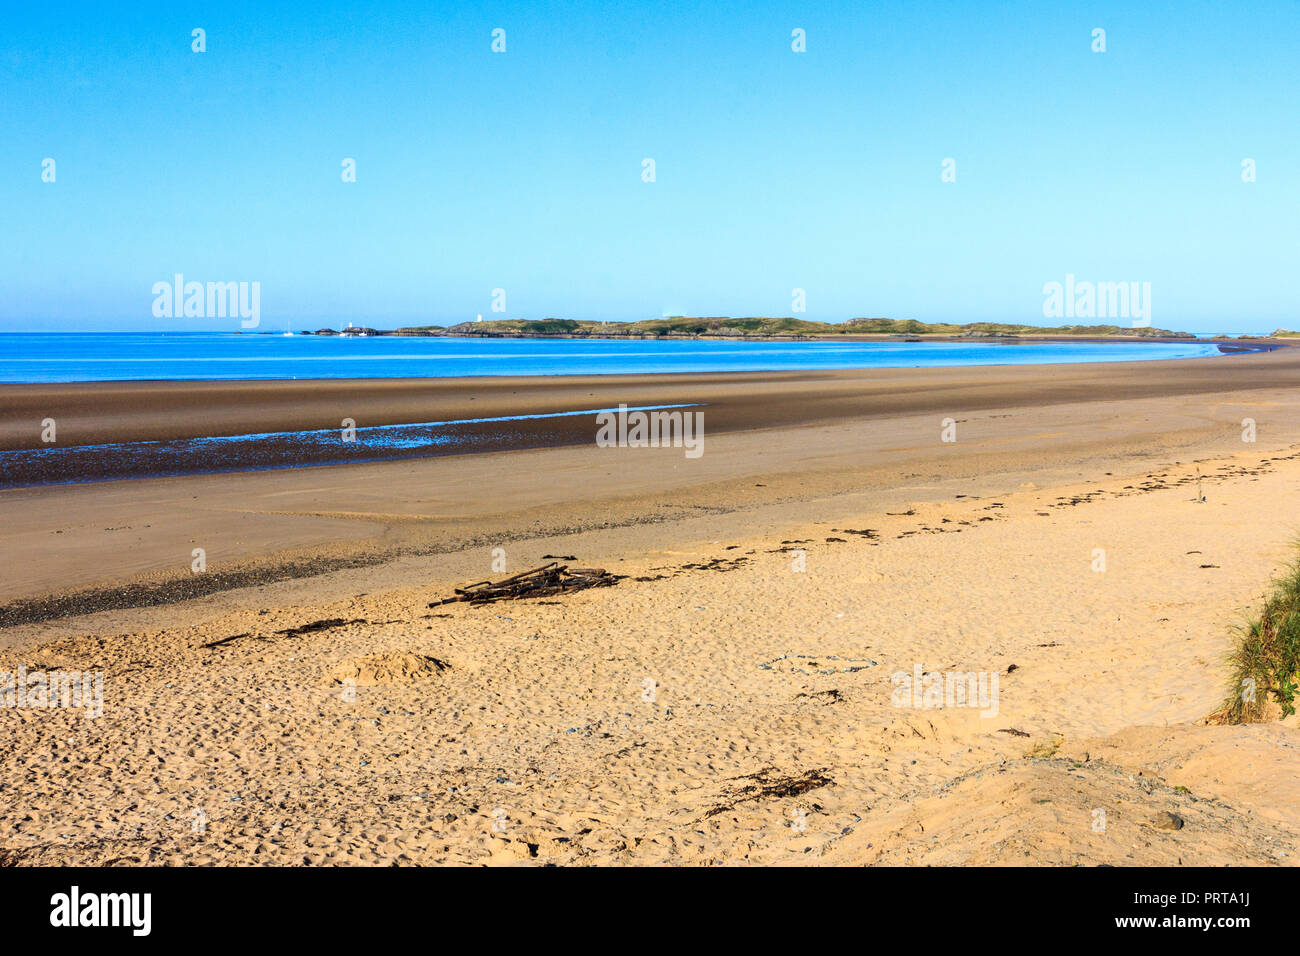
xmin=1 ymin=346 xmax=1296 ymax=463
xmin=2 ymin=345 xmax=1299 ymax=623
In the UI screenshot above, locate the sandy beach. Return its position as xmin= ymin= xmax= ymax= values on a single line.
xmin=2 ymin=349 xmax=1299 ymax=865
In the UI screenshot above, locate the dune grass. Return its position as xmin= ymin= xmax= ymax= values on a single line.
xmin=1210 ymin=548 xmax=1300 ymax=724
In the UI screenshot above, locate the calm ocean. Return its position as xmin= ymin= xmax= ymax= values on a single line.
xmin=0 ymin=333 xmax=1223 ymax=383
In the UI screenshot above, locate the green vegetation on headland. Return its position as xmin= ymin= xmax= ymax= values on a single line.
xmin=1211 ymin=547 xmax=1300 ymax=723
xmin=364 ymin=316 xmax=1198 ymax=339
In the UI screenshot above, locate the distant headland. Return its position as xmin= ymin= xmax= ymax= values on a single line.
xmin=290 ymin=317 xmax=1210 ymax=340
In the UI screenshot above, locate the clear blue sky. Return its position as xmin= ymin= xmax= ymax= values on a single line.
xmin=2 ymin=0 xmax=1296 ymax=332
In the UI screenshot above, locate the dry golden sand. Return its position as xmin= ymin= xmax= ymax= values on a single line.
xmin=1 ymin=366 xmax=1299 ymax=865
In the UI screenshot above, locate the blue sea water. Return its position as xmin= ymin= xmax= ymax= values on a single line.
xmin=0 ymin=333 xmax=1223 ymax=383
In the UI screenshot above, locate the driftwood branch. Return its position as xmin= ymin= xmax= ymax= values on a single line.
xmin=431 ymin=563 xmax=622 ymax=606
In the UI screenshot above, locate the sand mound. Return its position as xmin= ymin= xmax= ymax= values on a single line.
xmin=329 ymin=652 xmax=449 ymax=686
xmin=810 ymin=723 xmax=1300 ymax=866
xmin=816 ymin=754 xmax=1293 ymax=866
